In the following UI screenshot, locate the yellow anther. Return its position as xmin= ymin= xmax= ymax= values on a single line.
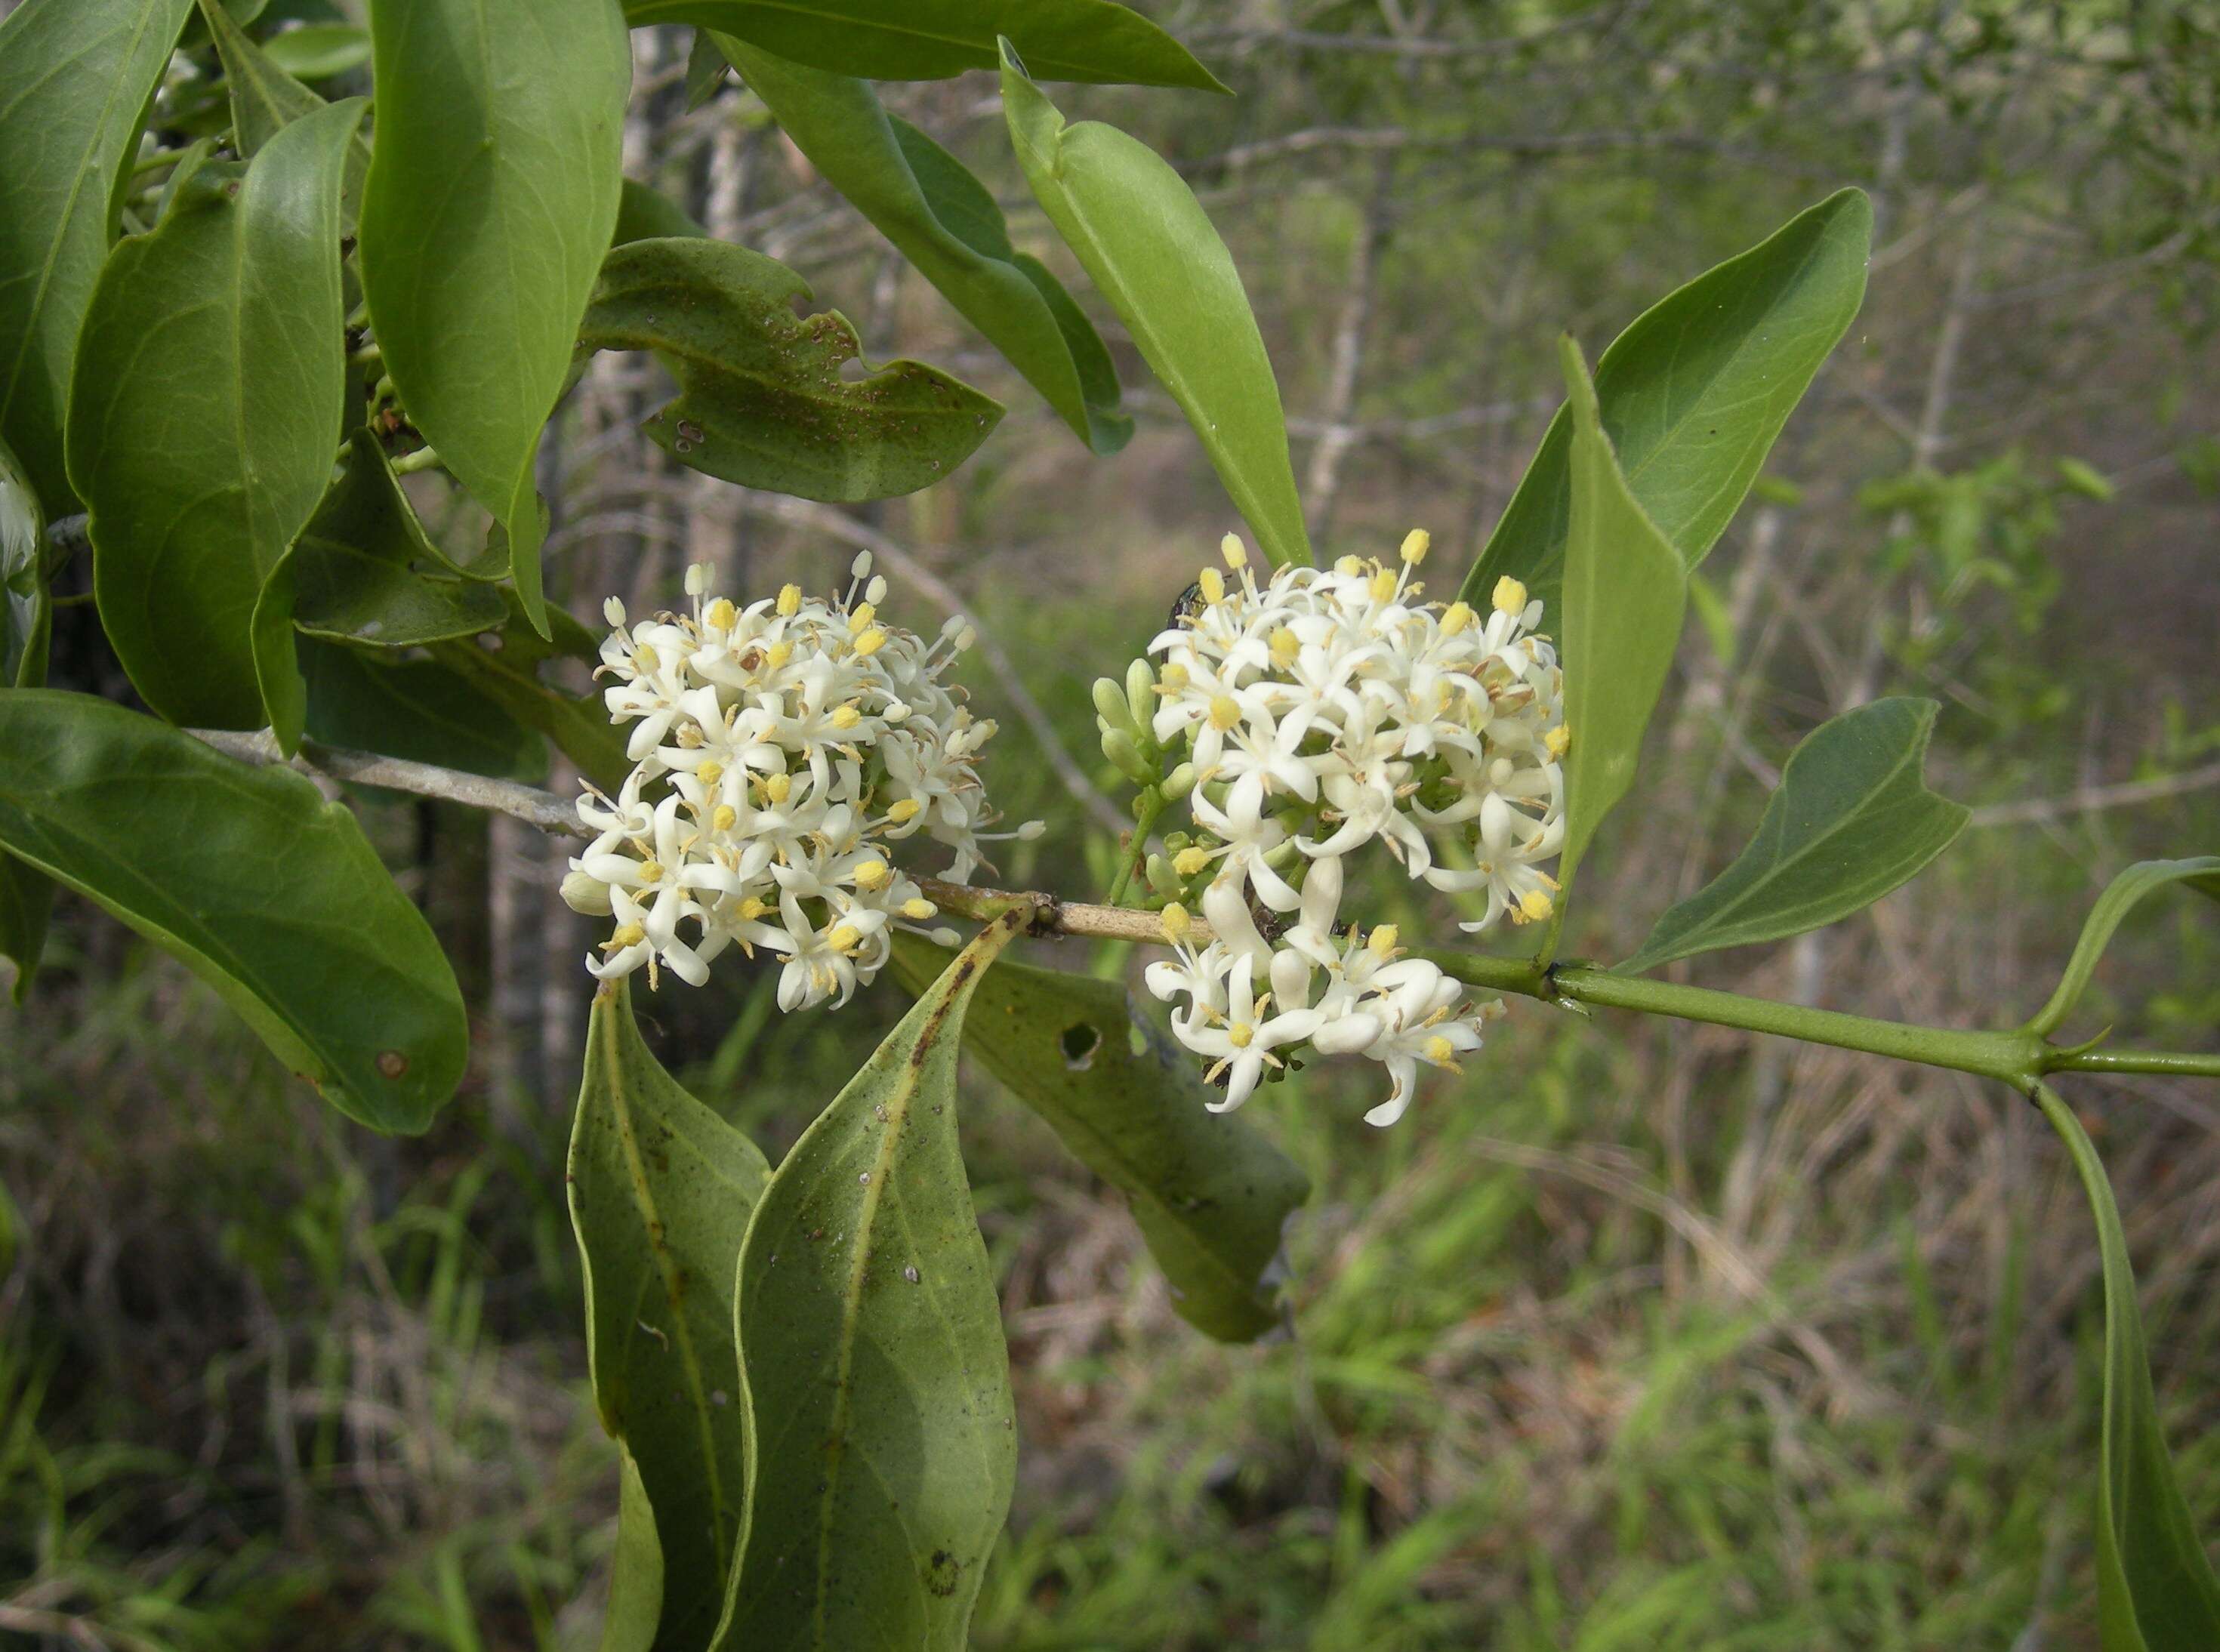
xmin=610 ymin=923 xmax=646 ymax=949
xmin=1367 ymin=923 xmax=1399 ymax=958
xmin=695 ymin=760 xmax=724 ymax=786
xmin=1219 ymin=533 xmax=1248 ymax=571
xmin=1516 ymin=889 xmax=1554 ymax=924
xmin=1545 ymin=723 xmax=1571 ymax=758
xmin=1399 ymin=528 xmax=1431 ymax=565
xmin=632 ymin=643 xmax=659 ymax=671
xmin=1160 ymin=902 xmax=1192 ymax=943
xmin=764 ymin=640 xmax=794 ymax=668
xmin=827 ymin=923 xmax=862 ymax=953
xmin=637 ymin=860 xmax=664 ymax=884
xmin=711 ymin=805 xmax=738 ymax=832
xmin=1226 ymin=1022 xmax=1255 ymax=1049
xmin=902 ymin=897 xmax=936 ymax=920
xmin=1173 ymin=846 xmax=1210 ymax=877
xmin=764 ymin=772 xmax=792 ymax=805
xmin=1368 ymin=567 xmax=1398 ymax=603
xmin=886 ymin=798 xmax=922 ymax=824
xmin=1198 ymin=566 xmax=1226 ymax=605
xmin=1269 ymin=626 xmax=1300 ymax=666
xmin=831 ymin=704 xmax=862 ymax=730
xmin=738 ymin=896 xmax=769 ymax=920
xmin=1492 ymin=575 xmax=1528 ymax=617
xmin=1207 ymin=694 xmax=1242 ymax=732
xmin=1423 ymin=1034 xmax=1457 ymax=1065
xmin=852 ymin=627 xmax=886 ymax=657
xmin=848 ymin=601 xmax=876 ymax=633
xmin=704 ymin=597 xmax=736 ymax=631
xmin=852 ymin=858 xmax=890 ymax=889
xmin=1158 ymin=662 xmax=1190 ymax=692
xmin=1335 ymin=555 xmax=1365 ymax=577
xmin=775 ymin=583 xmax=802 ymax=617
xmin=1441 ymin=600 xmax=1475 ymax=636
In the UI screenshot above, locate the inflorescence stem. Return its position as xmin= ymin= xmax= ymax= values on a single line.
xmin=190 ymin=728 xmax=2218 ymax=1093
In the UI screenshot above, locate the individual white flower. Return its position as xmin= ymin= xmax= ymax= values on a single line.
xmin=564 ymin=557 xmax=1011 ymax=999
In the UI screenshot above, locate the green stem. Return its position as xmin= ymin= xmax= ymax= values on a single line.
xmin=1105 ymin=790 xmax=1165 ymax=908
xmin=2048 ymin=1049 xmax=2220 ymax=1080
xmin=390 ymin=447 xmax=445 ymax=476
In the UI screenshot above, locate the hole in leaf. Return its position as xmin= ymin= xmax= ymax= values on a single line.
xmin=1059 ymin=1022 xmax=1102 ymax=1071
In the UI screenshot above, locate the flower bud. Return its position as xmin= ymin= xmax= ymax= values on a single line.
xmin=1161 ymin=762 xmax=1197 ymax=797
xmin=1093 ymin=676 xmax=1133 ymax=735
xmin=560 ymin=869 xmax=614 ymax=916
xmin=1125 ymin=657 xmax=1157 ymax=730
xmin=1101 ymin=727 xmax=1154 ymax=784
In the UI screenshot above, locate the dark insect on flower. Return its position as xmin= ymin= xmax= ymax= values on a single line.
xmin=1168 ymin=579 xmax=1207 ymax=630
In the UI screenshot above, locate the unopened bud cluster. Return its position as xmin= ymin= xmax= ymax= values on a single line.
xmin=1096 ymin=530 xmax=1568 ymax=1123
xmin=562 ymin=556 xmax=1034 ymax=1008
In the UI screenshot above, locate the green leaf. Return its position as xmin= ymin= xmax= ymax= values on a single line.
xmin=0 ymin=690 xmax=467 ymax=1131
xmin=69 ymin=99 xmax=364 ymax=747
xmin=0 ymin=0 xmax=195 ymax=513
xmin=2027 ymin=858 xmax=2220 ymax=1039
xmin=286 ymin=432 xmax=510 ymax=649
xmin=1460 ymin=190 xmax=1871 ymax=618
xmin=1549 ymin=334 xmax=1688 ymax=949
xmin=1001 ymin=47 xmax=1311 ymax=568
xmin=600 ymin=1447 xmax=665 ymax=1652
xmin=615 ymin=177 xmax=708 ymax=247
xmin=715 ymin=913 xmax=1027 ymax=1650
xmin=257 ymin=22 xmax=370 ymax=80
xmin=2033 ymin=1084 xmax=2220 ymax=1651
xmin=1618 ymin=698 xmax=1969 ymax=974
xmin=357 ymin=0 xmax=631 ymax=638
xmin=429 ymin=594 xmax=631 ymax=792
xmin=578 ymin=236 xmax=1003 ymax=501
xmin=302 ymin=642 xmax=544 ymax=783
xmin=571 ymin=979 xmax=772 ymax=1652
xmin=890 ymin=936 xmax=1307 ymax=1341
xmin=199 ymin=0 xmax=368 ymax=225
xmin=634 ymin=0 xmax=1223 ymax=90
xmin=0 ymin=433 xmax=55 ymax=1003
xmin=711 ymin=42 xmax=1130 ymax=455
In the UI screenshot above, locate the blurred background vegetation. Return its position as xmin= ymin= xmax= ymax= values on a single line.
xmin=5 ymin=0 xmax=2219 ymax=1646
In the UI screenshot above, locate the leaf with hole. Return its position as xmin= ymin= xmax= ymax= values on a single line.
xmin=578 ymin=236 xmax=1003 ymax=501
xmin=714 ymin=914 xmax=1025 ymax=1650
xmin=1460 ymin=190 xmax=1871 ymax=618
xmin=0 ymin=691 xmax=467 ymax=1131
xmin=1002 ymin=46 xmax=1309 ymax=566
xmin=1618 ymin=698 xmax=1967 ymax=974
xmin=2034 ymin=1086 xmax=2220 ymax=1651
xmin=571 ymin=979 xmax=771 ymax=1652
xmin=0 ymin=0 xmax=195 ymax=513
xmin=358 ymin=0 xmax=630 ymax=637
xmin=891 ymin=935 xmax=1308 ymax=1341
xmin=721 ymin=40 xmax=1129 ymax=455
xmin=69 ymin=97 xmax=364 ymax=750
xmin=2027 ymin=858 xmax=2220 ymax=1039
xmin=632 ymin=0 xmax=1223 ymax=89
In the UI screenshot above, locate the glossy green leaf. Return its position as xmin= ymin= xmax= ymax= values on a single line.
xmin=0 ymin=0 xmax=194 ymax=513
xmin=430 ymin=594 xmax=630 ymax=792
xmin=0 ymin=434 xmax=54 ymax=1003
xmin=258 ymin=22 xmax=369 ymax=80
xmin=286 ymin=432 xmax=508 ymax=649
xmin=634 ymin=0 xmax=1223 ymax=90
xmin=0 ymin=690 xmax=466 ymax=1131
xmin=601 ymin=1447 xmax=665 ymax=1652
xmin=1549 ymin=335 xmax=1688 ymax=948
xmin=302 ymin=643 xmax=544 ymax=783
xmin=890 ymin=935 xmax=1307 ymax=1341
xmin=1618 ymin=698 xmax=1968 ymax=974
xmin=1460 ymin=190 xmax=1871 ymax=618
xmin=199 ymin=0 xmax=368 ymax=223
xmin=578 ymin=236 xmax=1002 ymax=501
xmin=358 ymin=0 xmax=630 ymax=638
xmin=70 ymin=99 xmax=362 ymax=747
xmin=2027 ymin=858 xmax=2220 ymax=1039
xmin=1002 ymin=47 xmax=1311 ymax=567
xmin=2033 ymin=1084 xmax=2220 ymax=1651
xmin=720 ymin=41 xmax=1129 ymax=455
xmin=715 ymin=913 xmax=1025 ymax=1650
xmin=572 ymin=979 xmax=771 ymax=1652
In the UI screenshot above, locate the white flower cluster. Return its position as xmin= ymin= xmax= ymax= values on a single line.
xmin=560 ymin=556 xmax=1034 ymax=1008
xmin=1127 ymin=530 xmax=1568 ymax=1125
